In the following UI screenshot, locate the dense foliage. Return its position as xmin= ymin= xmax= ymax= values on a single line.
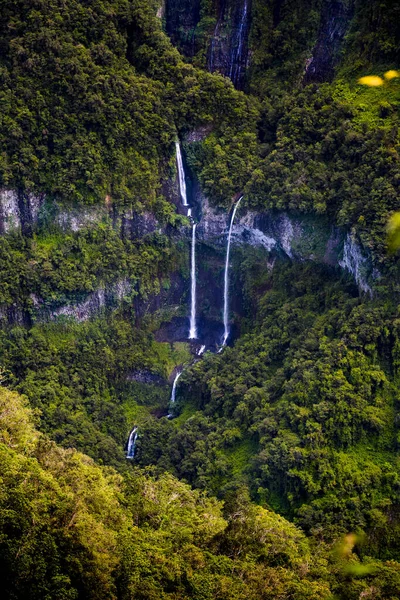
xmin=138 ymin=260 xmax=400 ymax=555
xmin=3 ymin=385 xmax=400 ymax=599
xmin=0 ymin=0 xmax=258 ymax=206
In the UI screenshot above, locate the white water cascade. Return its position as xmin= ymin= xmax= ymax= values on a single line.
xmin=222 ymin=196 xmax=243 ymax=347
xmin=175 ymin=141 xmax=188 ymax=206
xmin=189 ymin=223 xmax=197 ymax=339
xmin=167 ymin=371 xmax=182 ymax=418
xmin=126 ymin=427 xmax=138 ymax=459
xmin=229 ymin=0 xmax=248 ymax=85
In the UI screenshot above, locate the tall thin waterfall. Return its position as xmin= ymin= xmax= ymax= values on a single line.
xmin=222 ymin=196 xmax=242 ymax=346
xmin=189 ymin=223 xmax=197 ymax=339
xmin=175 ymin=141 xmax=188 ymax=206
xmin=126 ymin=427 xmax=138 ymax=459
xmin=229 ymin=0 xmax=249 ymax=85
xmin=171 ymin=371 xmax=182 ymax=404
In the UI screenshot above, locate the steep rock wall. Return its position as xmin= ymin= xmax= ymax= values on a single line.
xmin=208 ymin=0 xmax=251 ymax=88
xmin=303 ymin=0 xmax=354 ymax=83
xmin=165 ymin=0 xmax=201 ymax=57
xmin=0 ymin=189 xmax=45 ymax=234
xmin=0 ymin=179 xmax=378 ymax=333
xmin=197 ymin=195 xmax=378 ymax=293
xmin=165 ymin=0 xmax=251 ymax=88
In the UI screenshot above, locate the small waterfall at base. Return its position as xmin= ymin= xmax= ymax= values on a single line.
xmin=189 ymin=223 xmax=197 ymax=339
xmin=170 ymin=371 xmax=182 ymax=404
xmin=175 ymin=141 xmax=188 ymax=206
xmin=168 ymin=371 xmax=182 ymax=418
xmin=222 ymin=196 xmax=243 ymax=347
xmin=126 ymin=427 xmax=138 ymax=459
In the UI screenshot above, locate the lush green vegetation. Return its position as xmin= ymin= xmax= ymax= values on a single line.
xmin=3 ymin=384 xmax=400 ymax=600
xmin=138 ymin=261 xmax=400 ymax=550
xmin=0 ymin=0 xmax=258 ymax=207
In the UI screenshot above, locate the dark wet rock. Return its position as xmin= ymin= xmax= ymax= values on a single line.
xmin=127 ymin=370 xmax=167 ymax=386
xmin=155 ymin=315 xmax=225 ymax=349
xmin=121 ymin=210 xmax=159 ymax=239
xmin=165 ymin=0 xmax=201 ymax=57
xmin=207 ymin=0 xmax=251 ymax=88
xmin=304 ymin=0 xmax=354 ymax=83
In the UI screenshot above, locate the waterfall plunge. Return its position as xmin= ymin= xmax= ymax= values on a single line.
xmin=167 ymin=371 xmax=182 ymax=419
xmin=126 ymin=427 xmax=138 ymax=459
xmin=222 ymin=197 xmax=242 ymax=347
xmin=189 ymin=223 xmax=197 ymax=339
xmin=175 ymin=141 xmax=188 ymax=206
xmin=171 ymin=371 xmax=182 ymax=403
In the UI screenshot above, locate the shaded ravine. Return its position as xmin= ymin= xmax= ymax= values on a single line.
xmin=229 ymin=0 xmax=249 ymax=87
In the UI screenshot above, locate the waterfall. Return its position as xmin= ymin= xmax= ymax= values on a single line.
xmin=187 ymin=207 xmax=192 ymax=217
xmin=170 ymin=371 xmax=182 ymax=403
xmin=126 ymin=427 xmax=138 ymax=459
xmin=175 ymin=141 xmax=188 ymax=206
xmin=222 ymin=196 xmax=242 ymax=346
xmin=229 ymin=0 xmax=249 ymax=86
xmin=197 ymin=345 xmax=206 ymax=356
xmin=208 ymin=13 xmax=222 ymax=72
xmin=189 ymin=223 xmax=197 ymax=339
xmin=167 ymin=370 xmax=183 ymax=419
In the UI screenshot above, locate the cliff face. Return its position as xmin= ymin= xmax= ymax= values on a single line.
xmin=207 ymin=0 xmax=251 ymax=88
xmin=165 ymin=0 xmax=251 ymax=88
xmin=0 ymin=190 xmax=44 ymax=235
xmin=165 ymin=0 xmax=202 ymax=57
xmin=0 ymin=189 xmax=160 ymax=240
xmin=303 ymin=0 xmax=354 ymax=83
xmin=197 ymin=194 xmax=377 ymax=294
xmin=0 ymin=181 xmax=377 ymax=332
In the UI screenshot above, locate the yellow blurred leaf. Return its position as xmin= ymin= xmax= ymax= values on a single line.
xmin=384 ymin=70 xmax=400 ymax=80
xmin=358 ymin=76 xmax=384 ymax=87
xmin=343 ymin=563 xmax=377 ymax=577
xmin=387 ymin=212 xmax=400 ymax=252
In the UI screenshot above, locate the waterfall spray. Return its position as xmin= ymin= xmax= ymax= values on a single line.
xmin=222 ymin=196 xmax=243 ymax=347
xmin=175 ymin=141 xmax=188 ymax=206
xmin=189 ymin=223 xmax=197 ymax=339
xmin=126 ymin=427 xmax=138 ymax=459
